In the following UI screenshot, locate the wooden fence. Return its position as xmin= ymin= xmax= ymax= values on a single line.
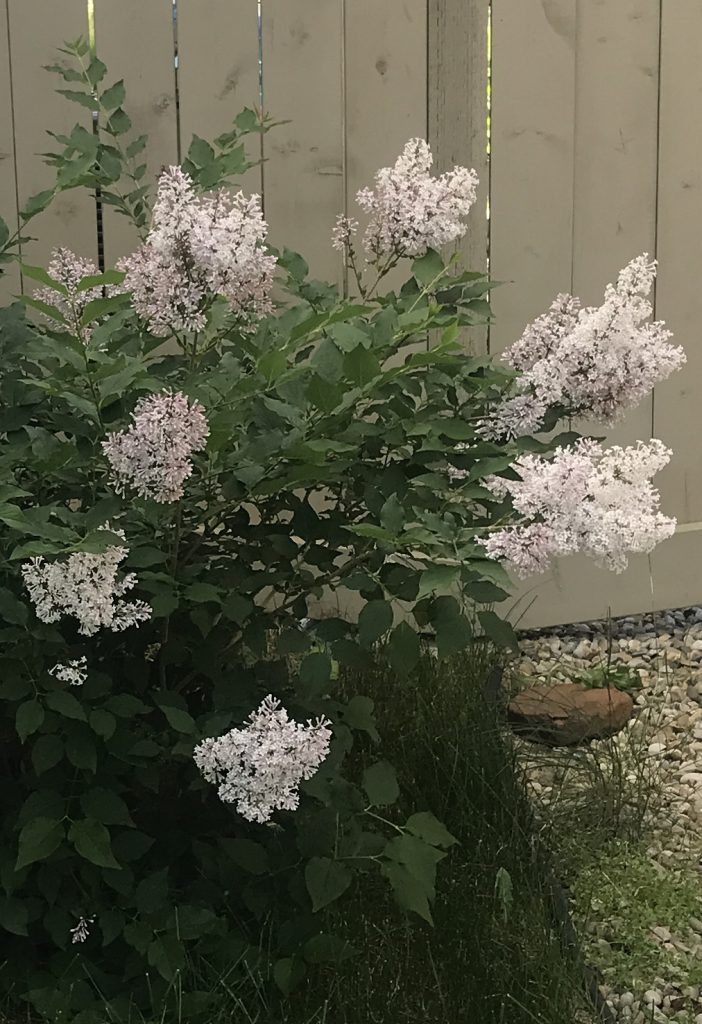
xmin=0 ymin=0 xmax=700 ymax=628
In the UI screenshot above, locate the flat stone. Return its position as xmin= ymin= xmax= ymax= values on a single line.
xmin=508 ymin=683 xmax=634 ymax=746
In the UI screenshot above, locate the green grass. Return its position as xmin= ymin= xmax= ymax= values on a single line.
xmin=280 ymin=647 xmax=589 ymax=1024
xmin=572 ymin=840 xmax=702 ymax=990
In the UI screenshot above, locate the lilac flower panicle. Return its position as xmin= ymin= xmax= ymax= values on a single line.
xmin=482 ymin=439 xmax=675 ymax=576
xmin=119 ymin=166 xmax=276 ymax=336
xmin=102 ymin=390 xmax=209 ymax=504
xmin=343 ymin=138 xmax=478 ymax=261
xmin=484 ymin=256 xmax=686 ymax=438
xmin=21 ymin=527 xmax=151 ymax=637
xmin=34 ymin=247 xmax=108 ymax=339
xmin=49 ymin=656 xmax=88 ymax=686
xmin=194 ymin=695 xmax=332 ymax=824
xmin=70 ymin=915 xmax=94 ymax=944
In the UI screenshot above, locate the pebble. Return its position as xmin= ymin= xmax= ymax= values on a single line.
xmin=515 ymin=604 xmax=702 ymax=1023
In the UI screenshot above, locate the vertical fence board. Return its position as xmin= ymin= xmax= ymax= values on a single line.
xmin=654 ymin=0 xmax=702 ymax=535
xmin=428 ymin=0 xmax=489 ymax=351
xmin=261 ymin=0 xmax=344 ymax=287
xmin=177 ymin=0 xmax=262 ymax=197
xmin=0 ymin=2 xmax=19 ymax=301
xmin=571 ymin=0 xmax=660 ymax=450
xmin=94 ymin=0 xmax=178 ymax=265
xmin=489 ymin=0 xmax=576 ymax=356
xmin=344 ymin=0 xmax=426 ymax=296
xmin=6 ymin=0 xmax=96 ymax=276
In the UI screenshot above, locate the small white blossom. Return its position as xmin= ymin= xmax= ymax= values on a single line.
xmin=119 ymin=166 xmax=276 ymax=336
xmin=345 ymin=138 xmax=478 ymax=262
xmin=34 ymin=248 xmax=109 ymax=339
xmin=331 ymin=214 xmax=359 ymax=253
xmin=482 ymin=438 xmax=675 ymax=576
xmin=102 ymin=390 xmax=209 ymax=503
xmin=49 ymin=656 xmax=88 ymax=686
xmin=22 ymin=527 xmax=151 ymax=636
xmin=70 ymin=915 xmax=94 ymax=944
xmin=484 ymin=256 xmax=686 ymax=437
xmin=194 ymin=695 xmax=332 ymax=824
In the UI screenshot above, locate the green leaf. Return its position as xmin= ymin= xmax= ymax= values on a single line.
xmin=32 ymin=734 xmax=64 ymax=775
xmin=358 ymin=600 xmax=393 ymax=646
xmin=382 ymin=861 xmax=433 ymax=925
xmin=417 ymin=565 xmax=459 ymax=599
xmin=56 ymin=88 xmax=96 ymax=109
xmin=159 ymin=704 xmax=196 ymax=734
xmin=77 ymin=268 xmax=125 ymax=291
xmin=89 ymin=709 xmax=116 ymax=739
xmin=379 ymin=494 xmax=405 ymax=535
xmin=305 ymin=857 xmax=352 ymax=912
xmin=465 ymin=580 xmax=511 ymax=604
xmin=435 ymin=613 xmax=473 ymax=659
xmin=20 ymin=188 xmax=55 ymax=220
xmin=107 ymin=107 xmax=131 ymax=135
xmin=477 ymin=610 xmax=518 ymax=651
xmin=405 ymin=811 xmax=458 ymax=849
xmin=147 ymin=934 xmax=185 ymax=982
xmin=273 ymin=957 xmax=306 ymax=996
xmin=100 ymin=79 xmax=125 ymax=109
xmin=187 ymin=134 xmax=215 ymax=166
xmin=0 ymin=587 xmax=28 ymax=625
xmin=86 ymin=56 xmax=107 ymax=85
xmin=16 ymin=817 xmax=64 ymax=870
xmin=387 ymin=621 xmax=420 ymax=675
xmin=0 ymin=215 xmax=9 ymax=248
xmin=128 ymin=546 xmax=168 ymax=568
xmin=19 ymin=263 xmax=68 ymax=293
xmin=80 ymin=292 xmax=128 ymax=326
xmin=16 ymin=699 xmax=44 ymax=742
xmin=343 ymin=345 xmax=381 ymax=385
xmin=0 ymin=898 xmax=28 ymax=936
xmin=135 ymin=867 xmax=169 ymax=914
xmin=298 ymin=652 xmax=332 ymax=695
xmin=66 ymin=729 xmax=97 ymax=772
xmin=185 ymin=581 xmax=221 ymax=603
xmin=45 ymin=689 xmax=86 ymax=721
xmin=362 ymin=761 xmax=399 ymax=807
xmin=80 ymin=788 xmax=133 ymax=826
xmin=219 ymin=836 xmax=270 ymax=875
xmin=412 ymin=248 xmax=445 ymax=286
xmin=328 ymin=322 xmax=370 ymax=352
xmin=69 ymin=819 xmax=120 ymax=869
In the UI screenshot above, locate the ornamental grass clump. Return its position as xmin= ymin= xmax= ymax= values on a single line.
xmin=0 ymin=39 xmax=684 ymax=1024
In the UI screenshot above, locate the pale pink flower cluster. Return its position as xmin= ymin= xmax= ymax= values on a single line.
xmin=119 ymin=166 xmax=276 ymax=336
xmin=21 ymin=528 xmax=151 ymax=636
xmin=484 ymin=256 xmax=686 ymax=438
xmin=482 ymin=438 xmax=675 ymax=576
xmin=194 ymin=695 xmax=332 ymax=824
xmin=34 ymin=247 xmax=106 ymax=338
xmin=102 ymin=391 xmax=209 ymax=503
xmin=70 ymin=915 xmax=94 ymax=944
xmin=334 ymin=139 xmax=478 ymax=261
xmin=49 ymin=656 xmax=88 ymax=686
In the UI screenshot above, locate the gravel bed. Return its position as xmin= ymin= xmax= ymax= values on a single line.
xmin=514 ymin=606 xmax=702 ymax=1024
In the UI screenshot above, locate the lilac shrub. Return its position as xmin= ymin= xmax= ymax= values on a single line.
xmin=0 ymin=41 xmax=684 ymax=1024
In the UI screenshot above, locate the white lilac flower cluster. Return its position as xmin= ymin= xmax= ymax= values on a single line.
xmin=484 ymin=255 xmax=686 ymax=438
xmin=118 ymin=166 xmax=276 ymax=337
xmin=70 ymin=915 xmax=94 ymax=944
xmin=482 ymin=438 xmax=675 ymax=576
xmin=21 ymin=528 xmax=151 ymax=637
xmin=102 ymin=390 xmax=209 ymax=504
xmin=49 ymin=656 xmax=88 ymax=686
xmin=194 ymin=695 xmax=332 ymax=824
xmin=34 ymin=247 xmax=108 ymax=339
xmin=333 ymin=138 xmax=478 ymax=262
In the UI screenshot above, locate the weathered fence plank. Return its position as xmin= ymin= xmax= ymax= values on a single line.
xmin=6 ymin=0 xmax=96 ymax=277
xmin=94 ymin=0 xmax=178 ymax=265
xmin=0 ymin=6 xmax=19 ymax=302
xmin=654 ymin=0 xmax=702 ymax=531
xmin=177 ymin=0 xmax=262 ymax=197
xmin=428 ymin=0 xmax=489 ymax=351
xmin=260 ymin=0 xmax=345 ymax=287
